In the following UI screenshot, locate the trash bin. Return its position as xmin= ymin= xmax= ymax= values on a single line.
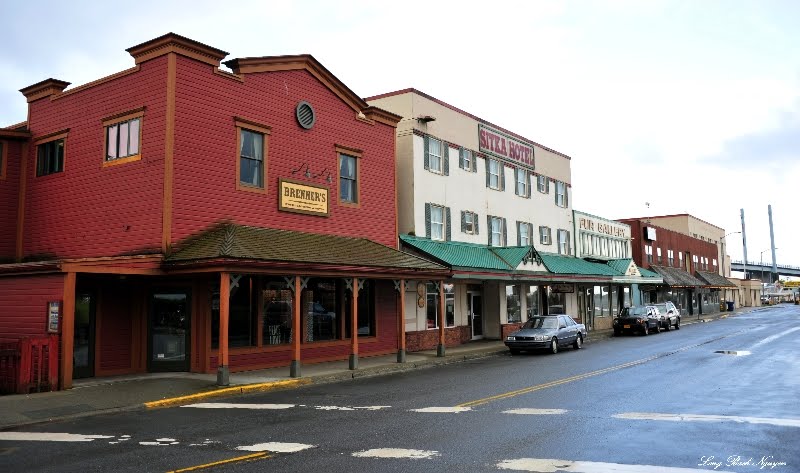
xmin=726 ymin=301 xmax=734 ymax=311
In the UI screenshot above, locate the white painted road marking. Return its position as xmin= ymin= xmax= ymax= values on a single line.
xmin=236 ymin=442 xmax=314 ymax=453
xmin=503 ymin=408 xmax=567 ymax=415
xmin=352 ymin=448 xmax=439 ymax=459
xmin=410 ymin=407 xmax=472 ymax=413
xmin=749 ymin=327 xmax=800 ymax=349
xmin=314 ymin=405 xmax=390 ymax=411
xmin=0 ymin=433 xmax=113 ymax=442
xmin=183 ymin=403 xmax=295 ymax=410
xmin=497 ymin=458 xmax=736 ymax=472
xmin=614 ymin=412 xmax=800 ymax=428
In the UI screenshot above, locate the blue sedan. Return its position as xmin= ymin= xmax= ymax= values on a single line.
xmin=505 ymin=315 xmax=588 ymax=355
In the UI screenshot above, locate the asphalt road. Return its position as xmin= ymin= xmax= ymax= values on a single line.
xmin=2 ymin=305 xmax=799 ymax=473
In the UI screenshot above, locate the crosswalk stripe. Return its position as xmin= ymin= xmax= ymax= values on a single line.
xmin=236 ymin=442 xmax=315 ymax=453
xmin=409 ymin=407 xmax=472 ymax=413
xmin=0 ymin=432 xmax=113 ymax=442
xmin=497 ymin=457 xmax=737 ymax=472
xmin=503 ymin=408 xmax=567 ymax=415
xmin=352 ymin=448 xmax=439 ymax=459
xmin=183 ymin=403 xmax=295 ymax=410
xmin=613 ymin=412 xmax=800 ymax=428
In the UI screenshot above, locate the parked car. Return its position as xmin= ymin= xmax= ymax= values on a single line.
xmin=505 ymin=315 xmax=587 ymax=355
xmin=613 ymin=305 xmax=661 ymax=336
xmin=651 ymin=302 xmax=681 ymax=330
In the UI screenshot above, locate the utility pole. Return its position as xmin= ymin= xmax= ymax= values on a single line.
xmin=768 ymin=205 xmax=777 ymax=284
xmin=741 ymin=209 xmax=748 ymax=280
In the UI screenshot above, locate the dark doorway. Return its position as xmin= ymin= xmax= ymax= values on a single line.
xmin=148 ymin=291 xmax=191 ymax=372
xmin=73 ymin=293 xmax=95 ymax=379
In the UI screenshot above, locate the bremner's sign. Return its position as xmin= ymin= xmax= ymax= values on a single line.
xmin=478 ymin=124 xmax=535 ymax=170
xmin=279 ymin=179 xmax=329 ymax=216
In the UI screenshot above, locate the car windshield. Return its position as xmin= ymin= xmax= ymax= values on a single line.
xmin=622 ymin=307 xmax=647 ymax=316
xmin=523 ymin=317 xmax=558 ymax=329
xmin=652 ymin=304 xmax=667 ymax=311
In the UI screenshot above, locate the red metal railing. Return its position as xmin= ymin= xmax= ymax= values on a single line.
xmin=0 ymin=336 xmax=59 ymax=394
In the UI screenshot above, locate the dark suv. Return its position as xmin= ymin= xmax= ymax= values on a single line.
xmin=613 ymin=305 xmax=661 ymax=336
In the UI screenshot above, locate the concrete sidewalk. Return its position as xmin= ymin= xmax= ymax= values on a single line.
xmin=0 ymin=307 xmax=756 ymax=430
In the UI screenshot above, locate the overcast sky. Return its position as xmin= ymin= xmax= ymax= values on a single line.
xmin=2 ymin=0 xmax=797 ymax=271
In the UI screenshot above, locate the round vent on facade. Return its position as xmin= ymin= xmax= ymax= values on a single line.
xmin=296 ymin=101 xmax=316 ymax=129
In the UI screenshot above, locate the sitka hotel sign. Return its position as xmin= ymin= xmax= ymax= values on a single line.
xmin=478 ymin=124 xmax=535 ymax=170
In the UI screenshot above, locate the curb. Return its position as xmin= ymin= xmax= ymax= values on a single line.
xmin=143 ymin=379 xmax=311 ymax=409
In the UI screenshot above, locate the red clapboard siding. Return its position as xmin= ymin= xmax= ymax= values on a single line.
xmin=21 ymin=58 xmax=168 ymax=260
xmin=618 ymin=219 xmax=719 ymax=271
xmin=0 ymin=274 xmax=64 ymax=341
xmin=171 ymin=57 xmax=398 ymax=248
xmin=97 ymin=286 xmax=132 ymax=372
xmin=0 ymin=140 xmax=21 ymax=260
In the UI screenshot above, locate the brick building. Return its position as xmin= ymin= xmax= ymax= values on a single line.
xmin=0 ymin=33 xmax=447 ymax=390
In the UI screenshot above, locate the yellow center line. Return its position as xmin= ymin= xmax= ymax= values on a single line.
xmin=166 ymin=452 xmax=269 ymax=473
xmin=457 ymin=330 xmax=748 ymax=408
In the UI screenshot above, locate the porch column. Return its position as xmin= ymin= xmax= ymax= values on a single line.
xmin=350 ymin=277 xmax=359 ymax=370
xmin=437 ymin=281 xmax=446 ymax=357
xmin=60 ymin=272 xmax=76 ymax=390
xmin=217 ymin=272 xmax=230 ymax=386
xmin=290 ymin=275 xmax=301 ymax=377
xmin=397 ymin=279 xmax=406 ymax=363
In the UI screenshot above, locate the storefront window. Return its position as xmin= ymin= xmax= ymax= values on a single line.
xmin=506 ymin=285 xmax=521 ymax=323
xmin=262 ymin=278 xmax=293 ymax=345
xmin=611 ymin=286 xmax=619 ymax=317
xmin=622 ymin=287 xmax=631 ymax=312
xmin=526 ymin=286 xmax=539 ymax=317
xmin=426 ymin=283 xmax=439 ymax=329
xmin=593 ymin=285 xmax=610 ymax=317
xmin=445 ymin=284 xmax=455 ymax=327
xmin=344 ymin=280 xmax=375 ymax=338
xmin=547 ymin=287 xmax=566 ymax=314
xmin=212 ymin=275 xmax=258 ymax=349
xmin=302 ymin=278 xmax=341 ymax=342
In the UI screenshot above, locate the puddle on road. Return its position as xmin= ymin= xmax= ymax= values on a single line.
xmin=714 ymin=350 xmax=752 ymax=356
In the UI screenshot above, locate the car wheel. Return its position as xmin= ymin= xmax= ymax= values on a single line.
xmin=573 ymin=334 xmax=583 ymax=350
xmin=663 ymin=319 xmax=671 ymax=331
xmin=550 ymin=338 xmax=559 ymax=354
xmin=509 ymin=348 xmax=521 ymax=355
xmin=613 ymin=328 xmax=621 ymax=337
xmin=641 ymin=323 xmax=649 ymax=336
xmin=675 ymin=318 xmax=681 ymax=330
xmin=654 ymin=322 xmax=660 ymax=334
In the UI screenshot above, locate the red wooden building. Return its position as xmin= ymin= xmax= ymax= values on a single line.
xmin=0 ymin=33 xmax=447 ymax=390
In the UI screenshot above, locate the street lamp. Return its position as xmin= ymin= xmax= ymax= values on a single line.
xmin=760 ymin=247 xmax=778 ymax=303
xmin=720 ymin=231 xmax=741 ymax=278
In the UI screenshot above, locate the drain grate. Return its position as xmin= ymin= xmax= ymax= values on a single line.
xmin=715 ymin=350 xmax=751 ymax=356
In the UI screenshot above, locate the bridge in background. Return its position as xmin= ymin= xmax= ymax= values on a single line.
xmin=730 ymin=260 xmax=800 ymax=279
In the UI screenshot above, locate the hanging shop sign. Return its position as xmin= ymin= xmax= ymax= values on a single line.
xmin=478 ymin=124 xmax=535 ymax=170
xmin=279 ymin=179 xmax=329 ymax=216
xmin=551 ymin=283 xmax=575 ymax=293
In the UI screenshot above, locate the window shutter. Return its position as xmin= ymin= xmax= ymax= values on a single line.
xmin=502 ymin=218 xmax=508 ymax=246
xmin=474 ymin=213 xmax=479 ymax=235
xmin=516 ymin=222 xmax=521 ymax=246
xmin=445 ymin=207 xmax=452 ymax=241
xmin=565 ymin=185 xmax=569 ymax=208
xmin=487 ymin=215 xmax=492 ymax=246
xmin=485 ymin=160 xmax=491 ymax=188
xmin=555 ymin=182 xmax=559 ymax=206
xmin=443 ymin=145 xmax=449 ymax=176
xmin=459 ymin=148 xmax=465 ymax=170
xmin=528 ymin=224 xmax=534 ymax=245
xmin=526 ymin=171 xmax=532 ymax=198
xmin=423 ymin=136 xmax=430 ymax=171
xmin=546 ymin=178 xmax=550 ymax=194
xmin=472 ymin=153 xmax=477 ymax=173
xmin=425 ymin=203 xmax=431 ymax=238
xmin=567 ymin=231 xmax=571 ymax=254
xmin=461 ymin=210 xmax=466 ymax=233
xmin=499 ymin=163 xmax=505 ymax=191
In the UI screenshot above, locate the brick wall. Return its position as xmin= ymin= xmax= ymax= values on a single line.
xmin=406 ymin=326 xmax=471 ymax=352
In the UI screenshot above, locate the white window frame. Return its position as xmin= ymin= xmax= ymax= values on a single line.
xmin=646 ymin=244 xmax=653 ymax=263
xmin=490 ymin=216 xmax=503 ymax=247
xmin=488 ymin=158 xmax=501 ymax=190
xmin=515 ymin=168 xmax=528 ymax=196
xmin=539 ymin=226 xmax=552 ymax=245
xmin=555 ymin=181 xmax=567 ymax=207
xmin=679 ymin=252 xmax=684 ymax=268
xmin=668 ymin=249 xmax=674 ymax=267
xmin=428 ymin=137 xmax=443 ymax=174
xmin=464 ymin=211 xmax=477 ymax=235
xmin=657 ymin=247 xmax=662 ymax=264
xmin=463 ymin=148 xmax=473 ymax=171
xmin=430 ymin=205 xmax=445 ymax=241
xmin=519 ymin=222 xmax=531 ymax=246
xmin=557 ymin=229 xmax=571 ymax=255
xmin=537 ymin=175 xmax=548 ymax=193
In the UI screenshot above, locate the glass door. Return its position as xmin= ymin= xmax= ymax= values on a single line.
xmin=149 ymin=291 xmax=190 ymax=372
xmin=73 ymin=293 xmax=95 ymax=379
xmin=468 ymin=293 xmax=483 ymax=339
